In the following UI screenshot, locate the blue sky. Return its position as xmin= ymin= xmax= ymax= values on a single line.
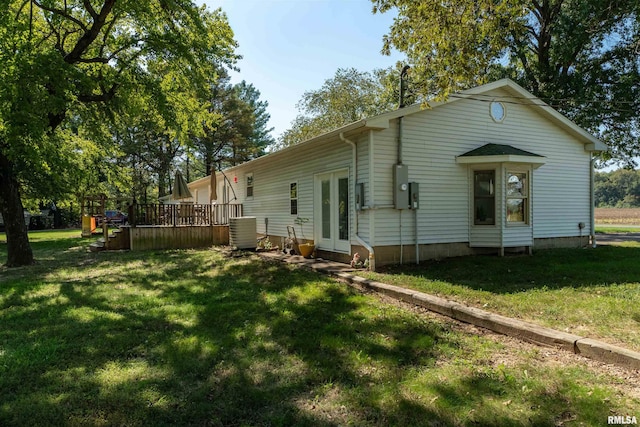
xmin=202 ymin=0 xmax=405 ymax=140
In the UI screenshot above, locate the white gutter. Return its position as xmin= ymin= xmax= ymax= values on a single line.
xmin=340 ymin=132 xmax=376 ymax=271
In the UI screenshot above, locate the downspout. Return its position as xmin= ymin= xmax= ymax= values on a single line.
xmin=415 ymin=204 xmax=419 ymax=264
xmin=590 ymin=154 xmax=596 ymax=248
xmin=340 ymin=132 xmax=376 ymax=271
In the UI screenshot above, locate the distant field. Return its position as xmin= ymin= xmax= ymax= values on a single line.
xmin=595 ymin=208 xmax=640 ymax=225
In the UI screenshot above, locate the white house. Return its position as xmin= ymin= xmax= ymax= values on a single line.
xmin=188 ymin=79 xmax=607 ymax=269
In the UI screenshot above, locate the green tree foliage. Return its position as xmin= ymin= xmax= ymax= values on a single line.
xmin=110 ymin=57 xmax=222 ymax=201
xmin=372 ymin=0 xmax=640 ymax=165
xmin=279 ymin=67 xmax=413 ymax=148
xmin=595 ymin=169 xmax=640 ymax=207
xmin=0 ymin=1 xmax=238 ymax=266
xmin=235 ymin=81 xmax=276 ymax=159
xmin=192 ymin=72 xmax=274 ymax=175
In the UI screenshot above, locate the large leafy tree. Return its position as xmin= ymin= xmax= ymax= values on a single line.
xmin=0 ymin=1 xmax=238 ymax=267
xmin=114 ymin=57 xmax=221 ymax=200
xmin=372 ymin=0 xmax=640 ymax=165
xmin=279 ymin=67 xmax=411 ymax=147
xmin=595 ymin=169 xmax=640 ymax=207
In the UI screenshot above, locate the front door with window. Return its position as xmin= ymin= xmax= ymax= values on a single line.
xmin=315 ymin=170 xmax=350 ymax=253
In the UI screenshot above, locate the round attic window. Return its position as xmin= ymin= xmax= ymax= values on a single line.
xmin=490 ymin=101 xmax=506 ymax=122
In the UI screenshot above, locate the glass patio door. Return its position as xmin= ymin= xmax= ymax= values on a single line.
xmin=316 ymin=170 xmax=350 ymax=253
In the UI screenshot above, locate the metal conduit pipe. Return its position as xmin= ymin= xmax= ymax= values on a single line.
xmin=590 ymin=155 xmax=597 ymax=248
xmin=340 ymin=132 xmax=376 ymax=271
xmin=415 ymin=208 xmax=419 ymax=264
xmin=396 ymin=65 xmax=411 ymax=264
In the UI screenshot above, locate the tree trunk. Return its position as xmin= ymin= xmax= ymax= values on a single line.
xmin=0 ymin=153 xmax=34 ymax=267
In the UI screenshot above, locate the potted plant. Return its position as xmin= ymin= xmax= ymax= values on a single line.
xmin=294 ymin=217 xmax=315 ymax=258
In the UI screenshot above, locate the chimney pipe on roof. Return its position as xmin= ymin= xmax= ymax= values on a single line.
xmin=399 ymin=65 xmax=411 ymax=108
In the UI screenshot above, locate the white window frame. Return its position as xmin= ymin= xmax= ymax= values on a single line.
xmin=290 ymin=181 xmax=298 ymax=215
xmin=246 ymin=173 xmax=254 ymax=198
xmin=506 ymin=170 xmax=529 ymax=225
xmin=473 ymin=169 xmax=496 ymax=226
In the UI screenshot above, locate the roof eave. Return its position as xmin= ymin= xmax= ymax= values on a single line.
xmin=456 ymin=154 xmax=547 ymax=166
xmin=219 ymin=119 xmax=372 ymax=176
xmin=585 ymin=141 xmax=608 ymax=152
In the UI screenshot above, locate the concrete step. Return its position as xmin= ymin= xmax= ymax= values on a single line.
xmin=89 ymin=240 xmax=105 ymax=252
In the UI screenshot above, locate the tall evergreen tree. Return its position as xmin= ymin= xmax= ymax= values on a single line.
xmin=193 ymin=72 xmax=274 ymax=174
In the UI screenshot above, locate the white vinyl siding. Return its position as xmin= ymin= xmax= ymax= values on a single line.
xmin=355 ymin=133 xmax=371 ymax=241
xmin=223 ymin=137 xmax=353 ymax=241
xmin=370 ymin=87 xmax=592 ymax=247
xmin=188 ymin=82 xmax=595 ymax=259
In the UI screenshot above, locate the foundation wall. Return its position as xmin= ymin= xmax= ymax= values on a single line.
xmin=533 ymin=235 xmax=589 ymax=249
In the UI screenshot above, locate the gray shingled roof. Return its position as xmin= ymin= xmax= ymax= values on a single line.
xmin=459 ymin=143 xmax=543 ymax=158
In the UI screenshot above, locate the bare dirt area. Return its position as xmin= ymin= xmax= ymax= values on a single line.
xmin=596 ymin=208 xmax=640 ymax=225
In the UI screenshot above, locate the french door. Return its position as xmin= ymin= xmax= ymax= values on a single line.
xmin=315 ymin=170 xmax=350 ymax=253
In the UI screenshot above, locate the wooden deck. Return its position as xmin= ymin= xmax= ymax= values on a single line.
xmin=94 ymin=203 xmax=242 ymax=251
xmin=128 ymin=225 xmax=229 ymax=251
xmin=130 ymin=203 xmax=243 ymax=227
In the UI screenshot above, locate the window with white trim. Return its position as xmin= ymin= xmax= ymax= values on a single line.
xmin=246 ymin=173 xmax=254 ymax=197
xmin=506 ymin=171 xmax=528 ymax=223
xmin=474 ymin=170 xmax=495 ymax=225
xmin=290 ymin=182 xmax=298 ymax=215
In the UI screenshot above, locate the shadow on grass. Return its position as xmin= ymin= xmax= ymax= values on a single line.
xmin=376 ymin=246 xmax=640 ymax=294
xmin=0 ymin=240 xmax=625 ymax=426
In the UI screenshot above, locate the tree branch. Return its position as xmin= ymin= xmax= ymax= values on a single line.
xmin=33 ymin=0 xmax=87 ymax=31
xmin=83 ymin=0 xmax=98 ymax=19
xmin=63 ymin=0 xmax=117 ymax=64
xmin=76 ymin=57 xmax=110 ymax=64
xmin=77 ymin=83 xmax=119 ymax=104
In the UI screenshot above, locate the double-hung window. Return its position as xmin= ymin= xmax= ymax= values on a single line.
xmin=474 ymin=170 xmax=495 ymax=225
xmin=246 ymin=173 xmax=254 ymax=197
xmin=506 ymin=171 xmax=528 ymax=223
xmin=290 ymin=182 xmax=298 ymax=215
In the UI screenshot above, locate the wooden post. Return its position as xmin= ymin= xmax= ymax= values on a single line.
xmin=103 ymin=217 xmax=109 ymax=249
xmin=129 ymin=198 xmax=137 ymax=228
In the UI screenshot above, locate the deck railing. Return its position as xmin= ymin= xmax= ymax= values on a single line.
xmin=129 ymin=203 xmax=243 ymax=227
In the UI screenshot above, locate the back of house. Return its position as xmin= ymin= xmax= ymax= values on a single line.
xmin=189 ymin=79 xmax=606 ymax=269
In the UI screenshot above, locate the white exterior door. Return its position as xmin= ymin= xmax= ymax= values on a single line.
xmin=315 ymin=170 xmax=350 ymax=254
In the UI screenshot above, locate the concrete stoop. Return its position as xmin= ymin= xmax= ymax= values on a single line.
xmin=260 ymin=252 xmax=640 ymax=371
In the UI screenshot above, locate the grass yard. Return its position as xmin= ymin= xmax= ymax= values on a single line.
xmin=596 ymin=225 xmax=640 ymax=233
xmin=361 ymin=243 xmax=640 ymax=353
xmin=0 ymin=231 xmax=639 ymax=425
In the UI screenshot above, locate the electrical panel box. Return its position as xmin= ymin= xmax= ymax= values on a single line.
xmin=409 ymin=182 xmax=419 ymax=209
xmin=355 ymin=183 xmax=365 ymax=210
xmin=393 ymin=164 xmax=409 ymax=209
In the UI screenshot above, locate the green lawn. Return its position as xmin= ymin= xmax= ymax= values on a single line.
xmin=596 ymin=225 xmax=640 ymax=233
xmin=0 ymin=231 xmax=638 ymax=425
xmin=361 ymin=242 xmax=640 ymax=353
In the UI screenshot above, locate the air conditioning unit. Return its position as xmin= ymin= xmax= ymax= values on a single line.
xmin=229 ymin=216 xmax=257 ymax=250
